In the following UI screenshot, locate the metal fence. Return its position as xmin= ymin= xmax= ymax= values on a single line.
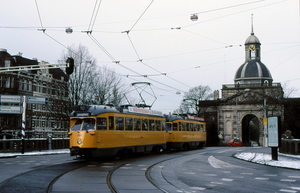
xmin=279 ymin=139 xmax=300 ymax=155
xmin=0 ymin=138 xmax=69 ymax=153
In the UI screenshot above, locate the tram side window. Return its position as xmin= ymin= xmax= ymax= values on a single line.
xmin=97 ymin=118 xmax=107 ymax=130
xmin=188 ymin=123 xmax=192 ymax=131
xmin=134 ymin=118 xmax=141 ymax=131
xmin=200 ymin=124 xmax=206 ymax=132
xmin=125 ymin=118 xmax=133 ymax=131
xmin=116 ymin=117 xmax=124 ymax=131
xmin=142 ymin=119 xmax=148 ymax=131
xmin=193 ymin=124 xmax=196 ymax=132
xmin=155 ymin=120 xmax=161 ymax=131
xmin=196 ymin=124 xmax=200 ymax=132
xmin=109 ymin=116 xmax=114 ymax=130
xmin=182 ymin=122 xmax=186 ymax=131
xmin=178 ymin=122 xmax=182 ymax=131
xmin=149 ymin=120 xmax=154 ymax=131
xmin=173 ymin=123 xmax=178 ymax=131
xmin=161 ymin=121 xmax=165 ymax=131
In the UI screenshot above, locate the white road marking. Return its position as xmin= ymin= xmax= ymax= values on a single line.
xmin=208 ymin=156 xmax=250 ymax=169
xmin=279 ymin=189 xmax=297 ymax=193
xmin=241 ymin=173 xmax=253 ymax=175
xmin=281 ymin=179 xmax=297 ymax=182
xmin=255 ymin=177 xmax=269 ymax=180
xmin=289 ymin=176 xmax=300 ymax=178
xmin=291 ymin=187 xmax=300 ymax=190
xmin=221 ymin=178 xmax=234 ymax=181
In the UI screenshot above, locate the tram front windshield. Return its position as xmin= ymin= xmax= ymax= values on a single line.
xmin=71 ymin=118 xmax=96 ymax=131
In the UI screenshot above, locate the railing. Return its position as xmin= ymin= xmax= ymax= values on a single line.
xmin=279 ymin=139 xmax=300 ymax=155
xmin=0 ymin=138 xmax=69 ymax=153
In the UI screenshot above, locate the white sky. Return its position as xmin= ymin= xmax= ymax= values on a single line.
xmin=1 ymin=0 xmax=299 ymax=114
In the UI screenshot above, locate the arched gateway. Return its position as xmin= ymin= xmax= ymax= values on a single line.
xmin=241 ymin=114 xmax=260 ymax=146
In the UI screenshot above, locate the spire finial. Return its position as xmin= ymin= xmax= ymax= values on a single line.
xmin=251 ymin=14 xmax=254 ymax=35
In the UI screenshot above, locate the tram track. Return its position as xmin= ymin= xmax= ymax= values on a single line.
xmin=0 ymin=149 xmax=206 ymax=193
xmin=0 ymin=161 xmax=86 ymax=193
xmin=105 ymin=150 xmax=205 ymax=193
xmin=106 ymin=162 xmax=128 ymax=193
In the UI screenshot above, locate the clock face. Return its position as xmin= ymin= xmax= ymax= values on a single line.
xmin=249 ymin=45 xmax=256 ymax=51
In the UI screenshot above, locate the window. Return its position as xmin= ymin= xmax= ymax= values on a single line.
xmin=149 ymin=120 xmax=154 ymax=131
xmin=161 ymin=121 xmax=165 ymax=131
xmin=173 ymin=123 xmax=178 ymax=131
xmin=125 ymin=118 xmax=133 ymax=131
xmin=182 ymin=122 xmax=186 ymax=131
xmin=82 ymin=118 xmax=95 ymax=131
xmin=155 ymin=120 xmax=161 ymax=131
xmin=109 ymin=116 xmax=114 ymax=130
xmin=193 ymin=124 xmax=197 ymax=131
xmin=116 ymin=117 xmax=124 ymax=131
xmin=4 ymin=60 xmax=10 ymax=67
xmin=71 ymin=119 xmax=83 ymax=131
xmin=165 ymin=123 xmax=172 ymax=131
xmin=97 ymin=118 xmax=107 ymax=130
xmin=23 ymin=79 xmax=27 ymax=90
xmin=134 ymin=118 xmax=141 ymax=131
xmin=10 ymin=77 xmax=14 ymax=88
xmin=4 ymin=77 xmax=10 ymax=88
xmin=142 ymin=119 xmax=148 ymax=131
xmin=70 ymin=118 xmax=96 ymax=131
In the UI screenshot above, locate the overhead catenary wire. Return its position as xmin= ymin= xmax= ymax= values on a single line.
xmin=35 ymin=0 xmax=45 ymax=31
xmin=88 ymin=0 xmax=102 ymax=32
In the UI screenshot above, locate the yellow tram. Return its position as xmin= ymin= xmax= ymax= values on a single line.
xmin=69 ymin=105 xmax=166 ymax=158
xmin=165 ymin=115 xmax=206 ymax=150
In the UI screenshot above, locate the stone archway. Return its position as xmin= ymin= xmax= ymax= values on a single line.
xmin=242 ymin=114 xmax=260 ymax=146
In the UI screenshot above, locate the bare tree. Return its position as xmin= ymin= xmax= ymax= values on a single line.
xmin=174 ymin=85 xmax=213 ymax=116
xmin=282 ymin=82 xmax=298 ymax=98
xmin=91 ymin=65 xmax=127 ymax=106
xmin=60 ymin=44 xmax=128 ymax=108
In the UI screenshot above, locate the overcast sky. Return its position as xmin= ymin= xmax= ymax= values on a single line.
xmin=1 ymin=0 xmax=299 ymax=114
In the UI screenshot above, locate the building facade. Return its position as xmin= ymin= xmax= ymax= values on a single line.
xmin=0 ymin=49 xmax=70 ymax=139
xmin=203 ymin=27 xmax=284 ymax=146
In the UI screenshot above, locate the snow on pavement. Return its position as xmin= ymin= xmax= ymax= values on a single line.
xmin=234 ymin=152 xmax=300 ymax=170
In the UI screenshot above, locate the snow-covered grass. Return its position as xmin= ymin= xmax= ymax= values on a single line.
xmin=234 ymin=152 xmax=300 ymax=170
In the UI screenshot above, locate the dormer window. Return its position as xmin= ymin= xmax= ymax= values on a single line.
xmin=4 ymin=60 xmax=10 ymax=67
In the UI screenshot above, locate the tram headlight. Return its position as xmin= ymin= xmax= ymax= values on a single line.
xmin=77 ymin=139 xmax=82 ymax=145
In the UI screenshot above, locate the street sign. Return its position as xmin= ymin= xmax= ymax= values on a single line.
xmin=0 ymin=106 xmax=22 ymax=114
xmin=27 ymin=96 xmax=49 ymax=104
xmin=0 ymin=95 xmax=21 ymax=103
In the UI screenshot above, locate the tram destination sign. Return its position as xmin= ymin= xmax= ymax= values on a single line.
xmin=27 ymin=96 xmax=49 ymax=104
xmin=0 ymin=95 xmax=21 ymax=103
xmin=0 ymin=106 xmax=22 ymax=114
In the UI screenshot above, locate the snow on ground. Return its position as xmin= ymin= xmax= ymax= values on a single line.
xmin=0 ymin=149 xmax=70 ymax=158
xmin=234 ymin=152 xmax=300 ymax=170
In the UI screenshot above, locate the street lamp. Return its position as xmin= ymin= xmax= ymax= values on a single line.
xmin=190 ymin=14 xmax=198 ymax=21
xmin=65 ymin=27 xmax=73 ymax=34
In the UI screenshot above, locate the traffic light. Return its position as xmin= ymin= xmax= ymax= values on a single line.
xmin=66 ymin=57 xmax=74 ymax=75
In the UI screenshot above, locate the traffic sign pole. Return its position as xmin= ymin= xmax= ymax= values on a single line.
xmin=21 ymin=95 xmax=26 ymax=154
